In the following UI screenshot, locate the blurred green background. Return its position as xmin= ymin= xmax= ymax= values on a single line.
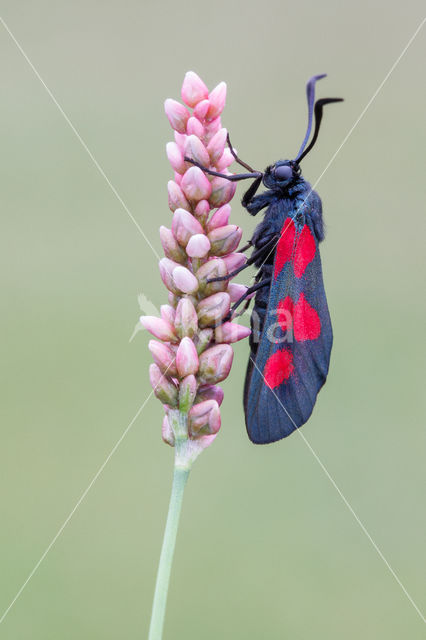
xmin=1 ymin=1 xmax=425 ymax=638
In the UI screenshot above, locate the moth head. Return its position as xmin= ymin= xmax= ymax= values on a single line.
xmin=263 ymin=160 xmax=300 ymax=189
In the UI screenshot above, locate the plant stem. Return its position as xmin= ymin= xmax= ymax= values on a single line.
xmin=148 ymin=464 xmax=189 ymax=640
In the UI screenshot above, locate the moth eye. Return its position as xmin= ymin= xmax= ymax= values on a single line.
xmin=274 ymin=165 xmax=293 ymax=181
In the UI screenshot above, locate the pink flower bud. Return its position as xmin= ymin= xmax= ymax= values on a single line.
xmin=205 ymin=116 xmax=222 ymax=140
xmin=171 ymin=208 xmax=204 ymax=247
xmin=195 ymin=328 xmax=213 ymax=354
xmin=198 ymin=344 xmax=234 ymax=384
xmin=216 ymin=148 xmax=235 ymax=171
xmin=209 ymin=176 xmax=236 ymax=207
xmin=148 ymin=340 xmax=178 ymax=376
xmin=208 ymin=224 xmax=242 ymax=256
xmin=173 ymin=172 xmax=182 ymax=185
xmin=160 ymin=304 xmax=176 ymax=326
xmin=164 ymin=99 xmax=190 ymax=133
xmin=172 ymin=266 xmax=199 ymax=294
xmin=184 ymin=135 xmax=210 ymax=167
xmin=193 ymin=99 xmax=210 ymax=120
xmin=206 ymin=204 xmax=231 ymax=231
xmin=196 ymin=384 xmax=224 ymax=406
xmin=197 ymin=292 xmax=230 ymax=328
xmin=194 ymin=199 xmax=210 ymax=217
xmin=186 ymin=233 xmax=211 ymax=258
xmin=193 ymin=201 xmax=209 ymax=225
xmin=140 ymin=315 xmax=177 ymax=342
xmin=149 ymin=363 xmax=179 ymax=405
xmin=159 ymin=257 xmax=181 ymax=293
xmin=167 ymin=180 xmax=189 ymax=212
xmin=179 ymin=374 xmax=198 ymax=412
xmin=168 ymin=291 xmax=178 ymax=306
xmin=174 ymin=131 xmax=187 ymax=152
xmin=215 ymin=322 xmax=251 ymax=343
xmin=189 ymin=399 xmax=221 ymax=435
xmin=181 ymin=71 xmax=209 ymax=108
xmin=196 ymin=258 xmax=227 ymax=294
xmin=186 ymin=116 xmax=205 ymax=138
xmin=207 ymin=128 xmax=227 ymax=164
xmin=159 ymin=225 xmax=187 ymax=263
xmin=176 ymin=337 xmax=199 ymax=377
xmin=162 ymin=414 xmax=175 ymax=447
xmin=166 ymin=142 xmax=186 ymax=174
xmin=228 ymin=282 xmax=249 ymax=303
xmin=175 ymin=297 xmax=198 ymax=338
xmin=181 ymin=166 xmax=212 ymax=202
xmin=223 ymin=252 xmax=247 ymax=272
xmin=207 ymin=82 xmax=227 ymax=120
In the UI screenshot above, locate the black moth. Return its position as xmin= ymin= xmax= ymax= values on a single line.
xmin=186 ymin=75 xmax=343 ymax=443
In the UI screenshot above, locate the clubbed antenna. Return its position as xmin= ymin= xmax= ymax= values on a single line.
xmin=295 ymin=74 xmax=327 ymax=160
xmin=295 ymin=75 xmax=343 ymax=163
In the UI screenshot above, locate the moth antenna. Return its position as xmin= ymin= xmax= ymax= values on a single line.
xmin=296 ymin=97 xmax=344 ymax=163
xmin=295 ymin=74 xmax=327 ymax=160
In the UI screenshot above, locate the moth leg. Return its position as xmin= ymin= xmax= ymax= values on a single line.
xmin=184 ymin=157 xmax=261 ymax=182
xmin=200 ymin=131 xmax=264 ymax=208
xmin=212 ymin=278 xmax=271 ymax=328
xmin=226 ymin=133 xmax=256 ymax=173
xmin=238 ymin=240 xmax=253 ymax=253
xmin=228 ymin=278 xmax=271 ymax=316
xmin=208 ymin=278 xmax=271 ymax=329
xmin=241 ymin=175 xmax=263 ymax=208
xmin=233 ymin=296 xmax=252 ymax=319
xmin=207 ymin=234 xmax=279 ymax=283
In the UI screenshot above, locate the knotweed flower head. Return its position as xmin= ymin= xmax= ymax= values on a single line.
xmin=140 ymin=71 xmax=250 ymax=468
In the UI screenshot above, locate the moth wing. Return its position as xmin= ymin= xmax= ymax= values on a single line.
xmin=244 ymin=218 xmax=332 ymax=444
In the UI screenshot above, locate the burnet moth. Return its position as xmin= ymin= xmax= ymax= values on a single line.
xmin=186 ymin=75 xmax=343 ymax=443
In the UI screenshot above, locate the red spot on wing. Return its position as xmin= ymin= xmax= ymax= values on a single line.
xmin=293 ymin=225 xmax=316 ymax=277
xmin=277 ymin=293 xmax=321 ymax=342
xmin=277 ymin=296 xmax=294 ymax=333
xmin=274 ymin=218 xmax=296 ymax=278
xmin=264 ymin=348 xmax=294 ymax=389
xmin=293 ymin=293 xmax=321 ymax=341
xmin=274 ymin=221 xmax=316 ymax=279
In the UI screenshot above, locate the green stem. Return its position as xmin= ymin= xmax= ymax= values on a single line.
xmin=148 ymin=464 xmax=189 ymax=640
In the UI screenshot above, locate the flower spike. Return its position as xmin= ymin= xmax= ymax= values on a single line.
xmin=140 ymin=72 xmax=251 ymax=465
